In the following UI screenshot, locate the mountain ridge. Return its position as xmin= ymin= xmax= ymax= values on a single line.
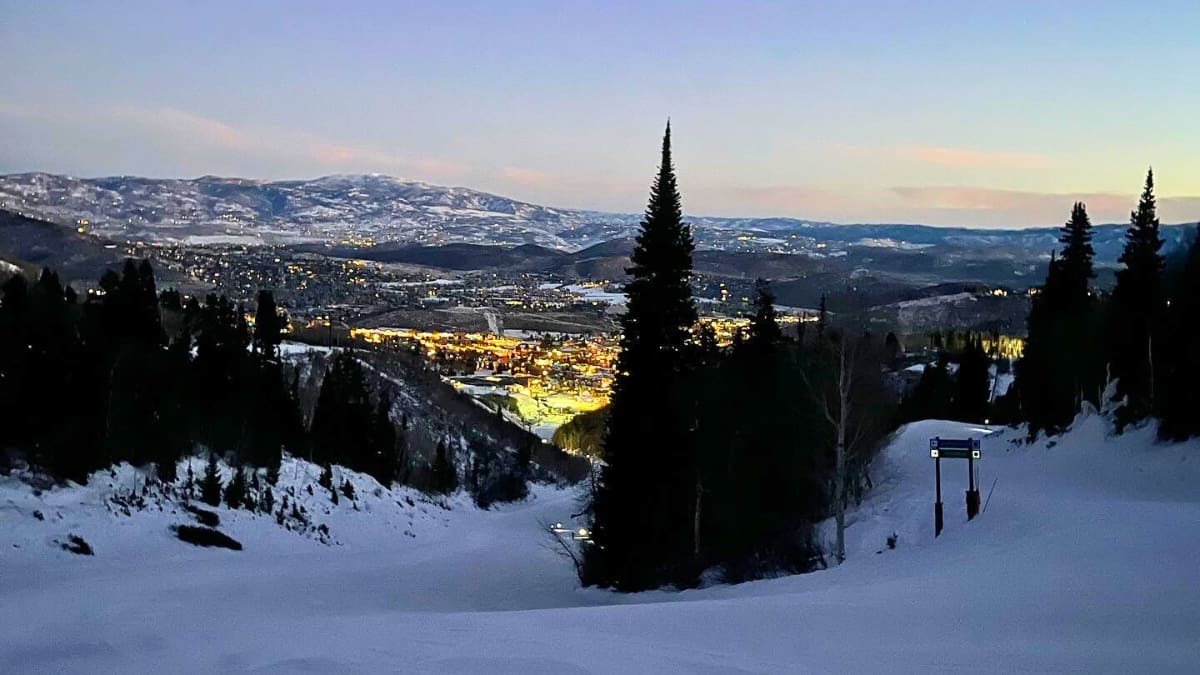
xmin=0 ymin=172 xmax=1194 ymax=265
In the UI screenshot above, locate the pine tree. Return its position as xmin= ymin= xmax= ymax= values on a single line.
xmin=200 ymin=452 xmax=223 ymax=506
xmin=586 ymin=122 xmax=699 ymax=591
xmin=1109 ymin=170 xmax=1166 ymax=429
xmin=311 ymin=350 xmax=372 ymax=468
xmin=185 ymin=462 xmax=195 ymax=499
xmin=884 ymin=332 xmax=901 ymax=370
xmin=746 ymin=278 xmax=782 ymax=349
xmin=952 ymin=336 xmax=991 ymax=424
xmin=816 ymin=295 xmax=828 ymax=339
xmin=1015 ymin=202 xmax=1101 ymax=437
xmin=431 ymin=439 xmax=456 ymax=494
xmin=1058 ymin=202 xmax=1096 ymax=304
xmin=899 ymin=354 xmax=954 ymax=423
xmin=368 ymin=392 xmax=398 ymax=486
xmin=223 ymin=466 xmax=248 ymax=509
xmin=1159 ymin=233 xmax=1200 ymax=439
xmin=253 ymin=290 xmax=284 ymax=359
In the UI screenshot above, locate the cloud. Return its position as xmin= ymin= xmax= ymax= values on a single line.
xmin=690 ymin=184 xmax=851 ymax=216
xmin=891 ymin=146 xmax=1050 ymax=169
xmin=0 ymin=100 xmax=469 ymax=181
xmin=891 ymin=186 xmax=1200 ymax=224
xmin=498 ymin=166 xmax=550 ymax=186
xmin=107 ymin=105 xmax=261 ymax=154
xmin=836 ymin=142 xmax=1050 ymax=169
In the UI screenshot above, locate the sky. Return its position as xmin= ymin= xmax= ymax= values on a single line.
xmin=2 ymin=1 xmax=1199 ymax=228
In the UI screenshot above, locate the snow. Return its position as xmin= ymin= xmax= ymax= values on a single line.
xmin=382 ymin=278 xmax=463 ymax=288
xmin=990 ymin=364 xmax=1015 ymax=401
xmin=182 ymin=234 xmax=264 ymax=246
xmin=0 ymin=258 xmax=23 ymax=275
xmin=891 ymin=291 xmax=976 ymax=309
xmin=854 ymin=237 xmax=935 ymax=250
xmin=277 ymin=341 xmax=335 ymax=357
xmin=3 ymin=411 xmax=1199 ymax=673
xmin=563 ymin=283 xmax=628 ymax=307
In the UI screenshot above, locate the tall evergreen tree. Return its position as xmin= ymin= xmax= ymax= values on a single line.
xmin=816 ymin=295 xmax=828 ymax=339
xmin=200 ymin=452 xmax=223 ymax=506
xmin=746 ymin=278 xmax=782 ymax=350
xmin=223 ymin=465 xmax=248 ymax=509
xmin=586 ymin=122 xmax=699 ymax=590
xmin=952 ymin=336 xmax=991 ymax=424
xmin=253 ymin=290 xmax=284 ymax=358
xmin=1016 ymin=202 xmax=1101 ymax=437
xmin=310 ymin=350 xmax=372 ymax=467
xmin=431 ymin=439 xmax=456 ymax=494
xmin=1058 ymin=202 xmax=1096 ymax=303
xmin=899 ymin=354 xmax=954 ymax=423
xmin=368 ymin=391 xmax=398 ymax=486
xmin=1159 ymin=233 xmax=1200 ymax=439
xmin=1109 ymin=170 xmax=1166 ymax=429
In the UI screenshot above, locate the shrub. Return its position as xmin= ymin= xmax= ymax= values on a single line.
xmin=173 ymin=525 xmax=243 ymax=550
xmin=60 ymin=534 xmax=94 ymax=555
xmin=721 ymin=528 xmax=823 ymax=584
xmin=185 ymin=504 xmax=221 ymax=527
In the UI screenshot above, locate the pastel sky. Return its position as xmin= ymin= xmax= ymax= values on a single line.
xmin=2 ymin=1 xmax=1198 ymax=227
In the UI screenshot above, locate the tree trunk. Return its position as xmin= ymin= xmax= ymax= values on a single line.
xmin=833 ymin=341 xmax=849 ymax=564
xmin=693 ymin=476 xmax=702 ymax=558
xmin=834 ymin=429 xmax=846 ymax=564
xmin=1148 ymin=334 xmax=1155 ymax=410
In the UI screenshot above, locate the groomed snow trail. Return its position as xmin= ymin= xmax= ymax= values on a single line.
xmin=3 ymin=416 xmax=1199 ymax=673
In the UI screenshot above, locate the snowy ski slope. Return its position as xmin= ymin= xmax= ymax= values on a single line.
xmin=2 ymin=414 xmax=1198 ymax=673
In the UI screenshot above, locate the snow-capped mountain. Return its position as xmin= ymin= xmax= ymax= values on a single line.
xmin=0 ymin=172 xmax=1194 ymax=262
xmin=0 ymin=173 xmax=613 ymax=249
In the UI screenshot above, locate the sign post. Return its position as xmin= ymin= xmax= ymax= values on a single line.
xmin=929 ymin=437 xmax=982 ymax=537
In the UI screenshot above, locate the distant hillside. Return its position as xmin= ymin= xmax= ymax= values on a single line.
xmin=2 ymin=172 xmax=1194 ymax=266
xmin=0 ymin=209 xmax=138 ymax=287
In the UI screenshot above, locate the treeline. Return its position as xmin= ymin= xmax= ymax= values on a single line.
xmin=897 ymin=333 xmax=995 ymax=425
xmin=1003 ymin=171 xmax=1200 ymax=440
xmin=0 ymin=259 xmax=303 ymax=484
xmin=550 ymin=407 xmax=607 ymax=458
xmin=0 ymin=260 xmax=532 ymax=504
xmin=583 ymin=125 xmax=897 ymax=591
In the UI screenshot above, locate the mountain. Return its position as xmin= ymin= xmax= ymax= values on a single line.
xmin=0 ymin=173 xmax=601 ymax=250
xmin=0 ymin=209 xmax=178 ymax=287
xmin=1 ymin=172 xmax=1194 ymax=271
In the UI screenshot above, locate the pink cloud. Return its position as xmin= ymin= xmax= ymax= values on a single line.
xmin=3 ymin=102 xmax=470 ymax=181
xmin=107 ymin=105 xmax=260 ymax=154
xmin=836 ymin=142 xmax=1050 ymax=169
xmin=892 ymin=145 xmax=1050 ymax=169
xmin=498 ymin=166 xmax=549 ymax=186
xmin=891 ymin=186 xmax=1200 ymax=224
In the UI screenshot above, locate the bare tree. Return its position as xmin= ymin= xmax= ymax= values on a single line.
xmin=539 ymin=517 xmax=584 ymax=578
xmin=799 ymin=332 xmax=880 ymax=564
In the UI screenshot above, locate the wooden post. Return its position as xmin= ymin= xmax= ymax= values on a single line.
xmin=966 ymin=453 xmax=981 ymax=520
xmin=934 ymin=454 xmax=944 ymax=537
